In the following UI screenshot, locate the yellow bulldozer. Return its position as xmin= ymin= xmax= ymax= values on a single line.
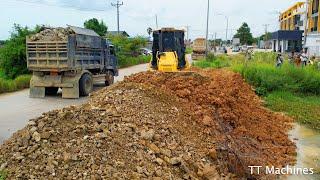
xmin=149 ymin=28 xmax=190 ymax=72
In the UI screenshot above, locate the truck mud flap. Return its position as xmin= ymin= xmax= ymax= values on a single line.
xmin=29 ymin=87 xmax=45 ymax=98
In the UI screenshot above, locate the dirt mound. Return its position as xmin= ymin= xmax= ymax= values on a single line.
xmin=30 ymin=27 xmax=75 ymax=41
xmin=0 ymin=83 xmax=234 ymax=179
xmin=0 ymin=69 xmax=295 ymax=179
xmin=125 ymin=68 xmax=296 ymax=178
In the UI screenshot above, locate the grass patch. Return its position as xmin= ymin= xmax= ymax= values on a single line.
xmin=193 ymin=54 xmax=232 ymax=69
xmin=186 ymin=47 xmax=193 ymax=54
xmin=233 ymin=60 xmax=320 ymax=96
xmin=265 ymin=91 xmax=320 ymax=131
xmin=0 ymin=170 xmax=6 ymax=180
xmin=0 ymin=74 xmax=31 ymax=94
xmin=118 ymin=55 xmax=150 ymax=68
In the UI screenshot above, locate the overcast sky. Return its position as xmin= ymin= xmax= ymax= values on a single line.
xmin=0 ymin=0 xmax=301 ymax=40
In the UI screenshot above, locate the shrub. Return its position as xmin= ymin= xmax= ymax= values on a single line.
xmin=0 ymin=75 xmax=31 ymax=94
xmin=0 ymin=24 xmax=40 ymax=79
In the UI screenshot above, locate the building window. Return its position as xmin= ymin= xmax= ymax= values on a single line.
xmin=311 ymin=16 xmax=318 ymax=32
xmin=312 ymin=0 xmax=319 ymax=14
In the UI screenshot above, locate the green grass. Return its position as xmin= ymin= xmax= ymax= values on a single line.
xmin=186 ymin=47 xmax=193 ymax=54
xmin=118 ymin=55 xmax=150 ymax=68
xmin=0 ymin=74 xmax=31 ymax=94
xmin=193 ymin=54 xmax=232 ymax=69
xmin=0 ymin=170 xmax=6 ymax=180
xmin=265 ymin=91 xmax=320 ymax=131
xmin=233 ymin=60 xmax=320 ymax=96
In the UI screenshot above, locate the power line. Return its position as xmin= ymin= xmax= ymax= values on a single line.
xmin=111 ymin=0 xmax=124 ymax=34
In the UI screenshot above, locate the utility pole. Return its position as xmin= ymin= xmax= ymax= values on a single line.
xmin=226 ymin=17 xmax=229 ymax=44
xmin=205 ymin=0 xmax=210 ymax=57
xmin=155 ymin=14 xmax=159 ymax=29
xmin=263 ymin=24 xmax=270 ymax=50
xmin=214 ymin=32 xmax=217 ymax=52
xmin=185 ymin=25 xmax=191 ymax=41
xmin=304 ymin=0 xmax=309 ymax=47
xmin=216 ymin=13 xmax=229 ymax=45
xmin=111 ymin=0 xmax=124 ymax=34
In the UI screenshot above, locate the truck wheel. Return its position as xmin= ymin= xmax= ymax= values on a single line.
xmin=105 ymin=72 xmax=114 ymax=86
xmin=45 ymin=87 xmax=58 ymax=95
xmin=79 ymin=73 xmax=93 ymax=96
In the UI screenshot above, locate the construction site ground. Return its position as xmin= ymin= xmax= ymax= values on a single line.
xmin=0 ymin=68 xmax=297 ymax=179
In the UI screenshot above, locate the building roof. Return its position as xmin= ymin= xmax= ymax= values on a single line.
xmin=271 ymin=30 xmax=303 ymax=40
xmin=108 ymin=31 xmax=130 ymax=37
xmin=68 ymin=26 xmax=100 ymax=37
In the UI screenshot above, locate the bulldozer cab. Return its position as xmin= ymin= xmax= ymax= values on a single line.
xmin=151 ymin=28 xmax=187 ymax=70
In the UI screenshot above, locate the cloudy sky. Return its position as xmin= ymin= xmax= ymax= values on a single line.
xmin=0 ymin=0 xmax=301 ymax=40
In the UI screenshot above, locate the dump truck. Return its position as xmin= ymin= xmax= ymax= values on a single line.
xmin=192 ymin=38 xmax=207 ymax=60
xmin=150 ymin=28 xmax=190 ymax=72
xmin=27 ymin=26 xmax=118 ymax=99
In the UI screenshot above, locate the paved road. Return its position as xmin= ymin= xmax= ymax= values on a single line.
xmin=0 ymin=63 xmax=148 ymax=144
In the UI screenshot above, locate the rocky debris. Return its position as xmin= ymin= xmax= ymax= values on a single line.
xmin=125 ymin=68 xmax=296 ymax=178
xmin=0 ymin=68 xmax=295 ymax=179
xmin=0 ymin=82 xmax=231 ymax=179
xmin=29 ymin=27 xmax=75 ymax=41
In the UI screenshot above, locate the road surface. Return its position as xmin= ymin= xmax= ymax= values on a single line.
xmin=0 ymin=63 xmax=148 ymax=144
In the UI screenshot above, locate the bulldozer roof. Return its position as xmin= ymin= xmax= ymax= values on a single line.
xmin=153 ymin=27 xmax=185 ymax=33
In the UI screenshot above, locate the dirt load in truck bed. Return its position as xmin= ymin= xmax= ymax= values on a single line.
xmin=0 ymin=69 xmax=295 ymax=179
xmin=29 ymin=27 xmax=75 ymax=42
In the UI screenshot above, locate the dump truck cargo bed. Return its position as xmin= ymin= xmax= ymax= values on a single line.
xmin=27 ymin=26 xmax=118 ymax=99
xmin=27 ymin=34 xmax=105 ymax=72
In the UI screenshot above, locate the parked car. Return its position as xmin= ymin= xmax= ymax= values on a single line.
xmin=232 ymin=46 xmax=240 ymax=52
xmin=139 ymin=48 xmax=152 ymax=56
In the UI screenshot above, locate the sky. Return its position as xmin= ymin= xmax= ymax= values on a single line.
xmin=0 ymin=0 xmax=302 ymax=40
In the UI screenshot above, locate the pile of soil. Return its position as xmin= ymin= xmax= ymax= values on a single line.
xmin=0 ymin=83 xmax=233 ymax=179
xmin=0 ymin=69 xmax=295 ymax=179
xmin=125 ymin=68 xmax=296 ymax=177
xmin=30 ymin=27 xmax=74 ymax=41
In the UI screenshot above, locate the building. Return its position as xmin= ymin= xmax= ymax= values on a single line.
xmin=271 ymin=30 xmax=303 ymax=52
xmin=271 ymin=2 xmax=306 ymax=53
xmin=305 ymin=0 xmax=320 ymax=56
xmin=107 ymin=31 xmax=130 ymax=37
xmin=279 ymin=2 xmax=307 ymax=31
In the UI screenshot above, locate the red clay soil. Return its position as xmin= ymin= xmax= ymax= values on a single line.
xmin=125 ymin=68 xmax=296 ymax=178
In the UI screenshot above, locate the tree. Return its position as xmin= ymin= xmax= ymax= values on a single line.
xmin=107 ymin=34 xmax=147 ymax=57
xmin=84 ymin=18 xmax=108 ymax=36
xmin=234 ymin=22 xmax=254 ymax=45
xmin=147 ymin=27 xmax=152 ymax=38
xmin=0 ymin=24 xmax=41 ymax=78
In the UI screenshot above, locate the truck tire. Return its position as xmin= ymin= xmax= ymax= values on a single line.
xmin=45 ymin=87 xmax=58 ymax=95
xmin=79 ymin=73 xmax=93 ymax=96
xmin=105 ymin=72 xmax=114 ymax=86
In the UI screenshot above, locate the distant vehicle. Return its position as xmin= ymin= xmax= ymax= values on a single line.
xmin=139 ymin=48 xmax=152 ymax=56
xmin=192 ymin=38 xmax=207 ymax=60
xmin=241 ymin=45 xmax=248 ymax=52
xmin=217 ymin=46 xmax=227 ymax=53
xmin=232 ymin=46 xmax=240 ymax=52
xmin=247 ymin=46 xmax=254 ymax=50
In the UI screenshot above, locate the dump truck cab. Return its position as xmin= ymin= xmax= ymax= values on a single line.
xmin=150 ymin=28 xmax=189 ymax=72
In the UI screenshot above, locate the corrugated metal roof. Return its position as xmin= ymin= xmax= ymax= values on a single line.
xmin=68 ymin=26 xmax=99 ymax=37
